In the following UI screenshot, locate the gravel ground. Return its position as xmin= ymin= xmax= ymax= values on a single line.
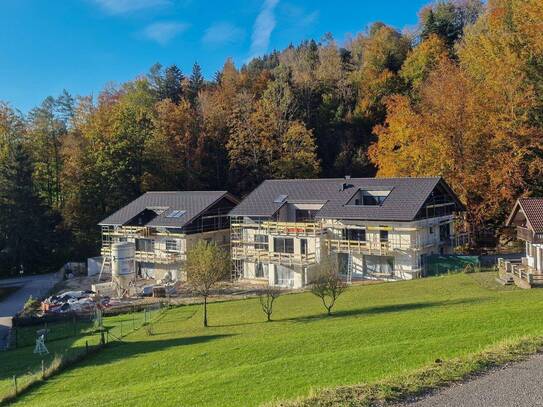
xmin=397 ymin=353 xmax=543 ymax=407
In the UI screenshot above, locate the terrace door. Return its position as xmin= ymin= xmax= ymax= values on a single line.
xmin=364 ymin=255 xmax=394 ymax=277
xmin=274 ymin=265 xmax=294 ymax=288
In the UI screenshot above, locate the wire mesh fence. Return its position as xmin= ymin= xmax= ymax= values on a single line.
xmin=10 ymin=302 xmax=166 ymax=349
xmin=1 ymin=302 xmax=166 ymax=403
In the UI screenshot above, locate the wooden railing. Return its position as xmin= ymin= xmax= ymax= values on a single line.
xmin=231 ymin=247 xmax=317 ymax=266
xmin=102 ymin=226 xmax=152 ymax=237
xmin=231 ymin=221 xmax=324 ymax=237
xmin=502 ymin=259 xmax=543 ymax=286
xmin=101 ymin=247 xmax=184 ymax=264
xmin=517 ymin=226 xmax=543 ymax=243
xmin=327 ymin=239 xmax=391 ymax=255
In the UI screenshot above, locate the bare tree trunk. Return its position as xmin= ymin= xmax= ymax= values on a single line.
xmin=203 ymin=296 xmax=208 ymax=327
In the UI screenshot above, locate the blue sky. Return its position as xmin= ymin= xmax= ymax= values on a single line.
xmin=0 ymin=0 xmax=430 ymax=112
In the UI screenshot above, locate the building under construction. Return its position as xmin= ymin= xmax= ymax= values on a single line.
xmin=229 ymin=177 xmax=467 ymax=288
xmin=98 ymin=191 xmax=239 ymax=286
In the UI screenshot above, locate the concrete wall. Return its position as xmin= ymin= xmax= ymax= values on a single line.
xmin=526 ymin=242 xmax=543 ymax=272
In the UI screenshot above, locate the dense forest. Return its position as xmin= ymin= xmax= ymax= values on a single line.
xmin=0 ymin=0 xmax=541 ymax=276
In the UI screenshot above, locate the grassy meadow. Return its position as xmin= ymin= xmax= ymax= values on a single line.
xmin=4 ymin=271 xmax=543 ymax=406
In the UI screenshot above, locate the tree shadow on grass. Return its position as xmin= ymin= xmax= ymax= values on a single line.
xmin=9 ymin=333 xmax=234 ymax=404
xmin=88 ymin=334 xmax=234 ymax=367
xmin=280 ymin=298 xmax=482 ymax=324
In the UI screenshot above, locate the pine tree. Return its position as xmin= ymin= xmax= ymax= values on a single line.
xmin=188 ymin=62 xmax=205 ymax=106
xmin=0 ymin=143 xmax=63 ymax=276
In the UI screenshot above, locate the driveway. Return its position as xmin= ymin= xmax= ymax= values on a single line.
xmin=399 ymin=353 xmax=543 ymax=407
xmin=0 ymin=273 xmax=61 ymax=349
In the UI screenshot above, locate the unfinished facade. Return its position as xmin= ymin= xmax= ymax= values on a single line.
xmin=229 ymin=177 xmax=466 ymax=289
xmin=99 ymin=191 xmax=238 ymax=282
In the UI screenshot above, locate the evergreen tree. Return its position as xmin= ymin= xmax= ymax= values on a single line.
xmin=0 ymin=143 xmax=63 ymax=276
xmin=187 ymin=62 xmax=205 ymax=106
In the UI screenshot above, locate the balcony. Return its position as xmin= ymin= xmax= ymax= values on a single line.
xmin=102 ymin=226 xmax=152 ymax=238
xmin=231 ymin=247 xmax=316 ymax=266
xmin=101 ymin=247 xmax=184 ymax=264
xmin=327 ymin=239 xmax=391 ymax=255
xmin=517 ymin=226 xmax=543 ymax=244
xmin=231 ymin=221 xmax=324 ymax=238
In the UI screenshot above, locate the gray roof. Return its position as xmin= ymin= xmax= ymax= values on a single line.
xmin=229 ymin=177 xmax=463 ymax=222
xmin=100 ymin=191 xmax=234 ymax=228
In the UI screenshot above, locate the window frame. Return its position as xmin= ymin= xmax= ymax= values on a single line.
xmin=274 ymin=237 xmax=295 ymax=254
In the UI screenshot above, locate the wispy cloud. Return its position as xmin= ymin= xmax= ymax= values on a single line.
xmin=203 ymin=22 xmax=245 ymax=46
xmin=143 ymin=22 xmax=190 ymax=45
xmin=299 ymin=10 xmax=319 ymax=28
xmin=92 ymin=0 xmax=171 ymax=15
xmin=249 ymin=0 xmax=279 ymax=59
xmin=281 ymin=4 xmax=319 ymax=29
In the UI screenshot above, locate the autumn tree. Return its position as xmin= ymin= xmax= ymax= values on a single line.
xmin=371 ymin=0 xmax=543 ymax=230
xmin=185 ymin=241 xmax=230 ymax=327
xmin=273 ymin=121 xmax=320 ymax=179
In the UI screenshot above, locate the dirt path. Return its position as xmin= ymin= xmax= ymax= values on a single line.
xmin=398 ymin=353 xmax=543 ymax=407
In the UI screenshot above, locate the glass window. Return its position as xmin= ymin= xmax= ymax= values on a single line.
xmin=343 ymin=228 xmax=366 ymax=241
xmin=300 ymin=239 xmax=307 ymax=255
xmin=136 ymin=238 xmax=154 ymax=252
xmin=362 ymin=195 xmax=386 ymax=205
xmin=255 ymin=262 xmax=269 ymax=278
xmin=254 ymin=234 xmax=269 ymax=250
xmin=295 ymin=209 xmax=315 ymax=222
xmin=165 ymin=239 xmax=179 ymax=251
xmin=379 ymin=229 xmax=389 ymax=242
xmin=274 ymin=237 xmax=294 ymax=254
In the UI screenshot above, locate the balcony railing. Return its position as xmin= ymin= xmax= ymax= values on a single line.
xmin=231 ymin=247 xmax=316 ymax=266
xmin=101 ymin=247 xmax=184 ymax=264
xmin=517 ymin=226 xmax=543 ymax=244
xmin=102 ymin=226 xmax=152 ymax=237
xmin=327 ymin=239 xmax=391 ymax=255
xmin=231 ymin=221 xmax=324 ymax=238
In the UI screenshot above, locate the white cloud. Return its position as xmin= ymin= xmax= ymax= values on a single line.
xmin=92 ymin=0 xmax=171 ymax=15
xmin=143 ymin=22 xmax=189 ymax=45
xmin=203 ymin=22 xmax=245 ymax=46
xmin=249 ymin=0 xmax=279 ymax=59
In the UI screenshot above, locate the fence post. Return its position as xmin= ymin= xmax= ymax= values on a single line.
xmin=13 ymin=375 xmax=17 ymax=395
xmin=41 ymin=359 xmax=45 ymax=379
xmin=85 ymin=340 xmax=89 ymax=354
xmin=120 ymin=320 xmax=123 ymax=337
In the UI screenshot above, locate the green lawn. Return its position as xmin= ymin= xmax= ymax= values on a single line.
xmin=6 ymin=272 xmax=543 ymax=407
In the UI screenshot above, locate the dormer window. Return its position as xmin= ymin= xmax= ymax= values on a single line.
xmin=347 ymin=189 xmax=391 ymax=206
